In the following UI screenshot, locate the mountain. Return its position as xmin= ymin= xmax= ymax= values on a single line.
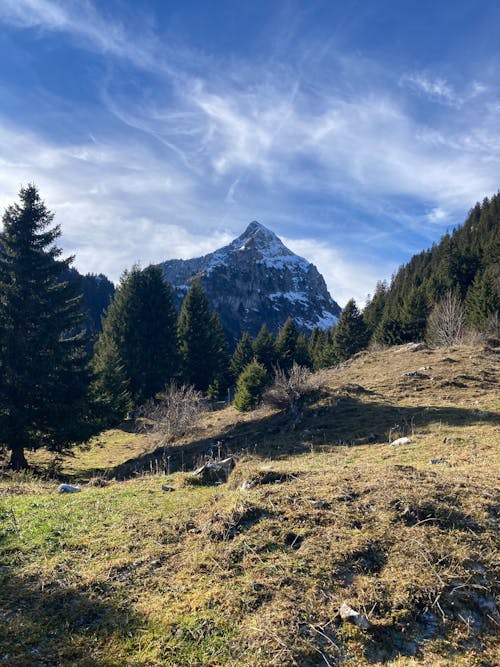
xmin=67 ymin=269 xmax=115 ymax=336
xmin=159 ymin=221 xmax=341 ymax=344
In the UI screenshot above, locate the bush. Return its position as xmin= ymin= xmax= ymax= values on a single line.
xmin=137 ymin=383 xmax=206 ymax=444
xmin=426 ymin=291 xmax=465 ymax=347
xmin=233 ymin=361 xmax=268 ymax=412
xmin=263 ymin=363 xmax=314 ymax=414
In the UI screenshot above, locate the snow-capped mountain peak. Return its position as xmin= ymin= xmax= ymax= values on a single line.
xmin=159 ymin=222 xmax=341 ymax=344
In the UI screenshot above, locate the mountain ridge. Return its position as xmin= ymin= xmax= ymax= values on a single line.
xmin=159 ymin=221 xmax=341 ymax=344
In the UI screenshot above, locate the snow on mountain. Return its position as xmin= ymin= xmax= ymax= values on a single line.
xmin=159 ymin=221 xmax=341 ymax=344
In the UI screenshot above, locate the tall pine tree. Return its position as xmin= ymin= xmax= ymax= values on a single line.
xmin=230 ymin=332 xmax=254 ymax=380
xmin=333 ymin=299 xmax=369 ymax=361
xmin=92 ymin=264 xmax=179 ymax=408
xmin=177 ymin=281 xmax=229 ymax=391
xmin=252 ymin=323 xmax=277 ymax=372
xmin=0 ymin=185 xmax=94 ymax=469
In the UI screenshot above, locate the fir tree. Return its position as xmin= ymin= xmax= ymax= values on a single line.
xmin=276 ymin=317 xmax=299 ymax=370
xmin=333 ymin=299 xmax=369 ymax=361
xmin=400 ymin=286 xmax=429 ymax=342
xmin=466 ymin=269 xmax=500 ymax=332
xmin=177 ymin=281 xmax=229 ymax=391
xmin=91 ymin=337 xmax=132 ymax=426
xmin=207 ymin=311 xmax=231 ymax=396
xmin=233 ymin=360 xmax=268 ymax=411
xmin=92 ymin=265 xmax=179 ymax=407
xmin=295 ymin=332 xmax=312 ymax=368
xmin=252 ymin=323 xmax=277 ymax=371
xmin=363 ymin=280 xmax=388 ymax=337
xmin=0 ymin=185 xmax=95 ymax=469
xmin=230 ymin=332 xmax=254 ymax=380
xmin=309 ymin=327 xmax=337 ymax=369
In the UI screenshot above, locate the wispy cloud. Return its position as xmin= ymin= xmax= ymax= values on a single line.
xmin=1 ymin=1 xmax=498 ymax=303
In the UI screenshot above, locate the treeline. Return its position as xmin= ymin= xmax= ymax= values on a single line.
xmin=363 ymin=193 xmax=500 ymax=344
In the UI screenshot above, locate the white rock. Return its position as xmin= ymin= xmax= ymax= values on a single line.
xmin=390 ymin=437 xmax=412 ymax=446
xmin=58 ymin=483 xmax=81 ymax=493
xmin=339 ymin=602 xmax=371 ymax=630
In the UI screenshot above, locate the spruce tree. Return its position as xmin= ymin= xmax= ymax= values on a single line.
xmin=252 ymin=323 xmax=277 ymax=371
xmin=233 ymin=360 xmax=268 ymax=411
xmin=333 ymin=299 xmax=369 ymax=361
xmin=0 ymin=185 xmax=94 ymax=469
xmin=400 ymin=286 xmax=429 ymax=342
xmin=466 ymin=269 xmax=500 ymax=332
xmin=177 ymin=281 xmax=229 ymax=391
xmin=276 ymin=317 xmax=299 ymax=370
xmin=91 ymin=338 xmax=132 ymax=426
xmin=309 ymin=327 xmax=337 ymax=369
xmin=230 ymin=332 xmax=254 ymax=380
xmin=92 ymin=264 xmax=179 ymax=407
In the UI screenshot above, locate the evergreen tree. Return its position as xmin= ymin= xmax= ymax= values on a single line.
xmin=295 ymin=332 xmax=312 ymax=368
xmin=91 ymin=338 xmax=132 ymax=426
xmin=177 ymin=281 xmax=229 ymax=391
xmin=310 ymin=327 xmax=338 ymax=369
xmin=207 ymin=311 xmax=231 ymax=396
xmin=400 ymin=285 xmax=429 ymax=342
xmin=466 ymin=269 xmax=500 ymax=332
xmin=373 ymin=314 xmax=404 ymax=346
xmin=363 ymin=280 xmax=388 ymax=337
xmin=230 ymin=331 xmax=254 ymax=380
xmin=92 ymin=264 xmax=179 ymax=406
xmin=333 ymin=299 xmax=369 ymax=361
xmin=276 ymin=317 xmax=299 ymax=370
xmin=233 ymin=360 xmax=268 ymax=411
xmin=0 ymin=185 xmax=95 ymax=469
xmin=252 ymin=323 xmax=277 ymax=372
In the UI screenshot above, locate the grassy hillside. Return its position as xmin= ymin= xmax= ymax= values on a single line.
xmin=0 ymin=343 xmax=498 ymax=666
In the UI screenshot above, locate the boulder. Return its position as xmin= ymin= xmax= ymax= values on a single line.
xmin=390 ymin=436 xmax=412 ymax=446
xmin=192 ymin=457 xmax=235 ymax=485
xmin=58 ymin=483 xmax=81 ymax=493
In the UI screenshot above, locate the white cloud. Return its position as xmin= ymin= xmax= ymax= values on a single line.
xmin=1 ymin=1 xmax=499 ymax=300
xmin=283 ymin=237 xmax=389 ymax=307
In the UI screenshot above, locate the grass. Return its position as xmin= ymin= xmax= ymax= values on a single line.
xmin=0 ymin=342 xmax=498 ymax=665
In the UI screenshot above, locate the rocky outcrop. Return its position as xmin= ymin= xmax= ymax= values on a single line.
xmin=159 ymin=221 xmax=341 ymax=344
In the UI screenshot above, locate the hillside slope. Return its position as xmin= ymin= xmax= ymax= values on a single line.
xmin=0 ymin=343 xmax=498 ymax=666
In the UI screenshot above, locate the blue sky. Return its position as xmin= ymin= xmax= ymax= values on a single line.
xmin=1 ymin=1 xmax=499 ymax=305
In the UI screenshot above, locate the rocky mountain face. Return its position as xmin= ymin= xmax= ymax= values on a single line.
xmin=159 ymin=222 xmax=341 ymax=345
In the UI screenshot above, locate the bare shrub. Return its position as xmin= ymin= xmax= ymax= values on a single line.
xmin=137 ymin=384 xmax=207 ymax=445
xmin=426 ymin=291 xmax=466 ymax=347
xmin=263 ymin=363 xmax=316 ymax=414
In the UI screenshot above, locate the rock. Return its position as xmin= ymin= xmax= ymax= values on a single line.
xmin=339 ymin=602 xmax=371 ymax=630
xmin=390 ymin=437 xmax=412 ymax=446
xmin=395 ymin=342 xmax=427 ymax=353
xmin=192 ymin=457 xmax=235 ymax=485
xmin=430 ymin=458 xmax=449 ymax=465
xmin=58 ymin=483 xmax=81 ymax=493
xmin=161 ymin=485 xmax=175 ymax=492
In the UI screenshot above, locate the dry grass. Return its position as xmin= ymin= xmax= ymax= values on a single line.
xmin=0 ymin=342 xmax=498 ymax=665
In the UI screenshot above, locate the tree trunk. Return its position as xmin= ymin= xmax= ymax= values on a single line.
xmin=9 ymin=447 xmax=29 ymax=470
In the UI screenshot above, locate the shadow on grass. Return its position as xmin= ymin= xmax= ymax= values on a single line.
xmin=0 ymin=568 xmax=142 ymax=666
xmin=99 ymin=396 xmax=500 ymax=480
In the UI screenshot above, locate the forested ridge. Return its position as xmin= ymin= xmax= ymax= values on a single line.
xmin=363 ymin=192 xmax=500 ymax=344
